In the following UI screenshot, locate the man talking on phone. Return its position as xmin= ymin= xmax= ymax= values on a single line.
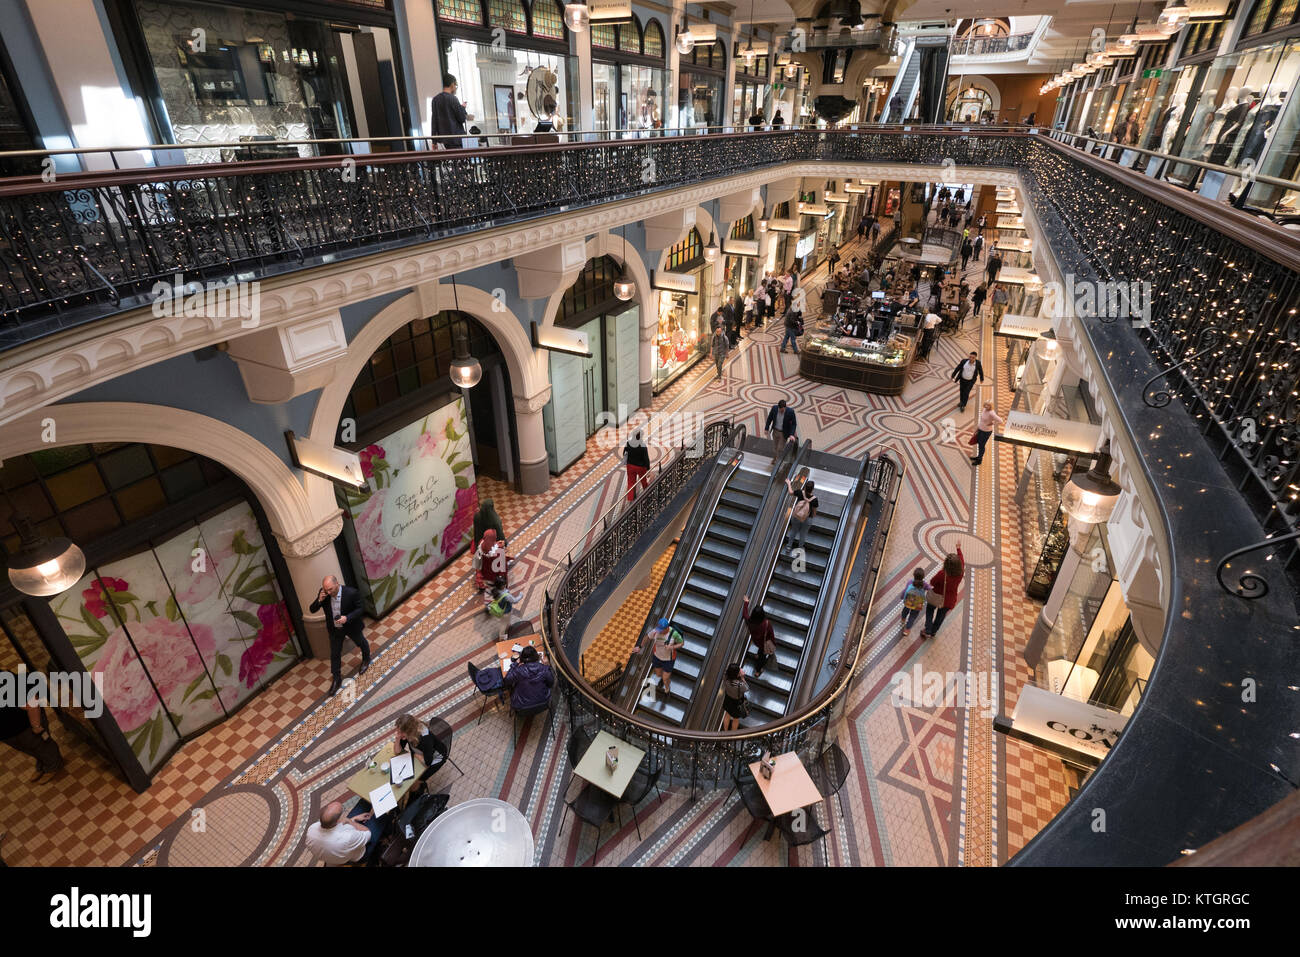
xmin=309 ymin=576 xmax=371 ymax=696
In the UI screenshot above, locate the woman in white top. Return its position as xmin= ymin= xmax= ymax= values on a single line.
xmin=970 ymin=400 xmax=1003 ymax=466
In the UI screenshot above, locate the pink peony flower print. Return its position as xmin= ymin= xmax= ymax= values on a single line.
xmin=130 ymin=617 xmax=217 ymax=703
xmin=171 ymin=563 xmax=220 ymax=609
xmin=359 ymin=444 xmax=387 ymax=478
xmin=238 ymin=637 xmax=275 ymax=689
xmin=441 ymin=483 xmax=478 ymax=560
xmin=255 ymin=603 xmax=292 ymax=654
xmin=353 ymin=488 xmax=404 ymax=580
xmin=416 ymin=429 xmax=445 ymax=459
xmin=92 ymin=626 xmax=161 ymax=733
xmin=83 ymin=577 xmax=130 ymax=619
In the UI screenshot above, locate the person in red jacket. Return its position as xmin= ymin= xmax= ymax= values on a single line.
xmin=921 ymin=546 xmax=964 ymax=639
xmin=742 ymin=595 xmax=777 ymax=678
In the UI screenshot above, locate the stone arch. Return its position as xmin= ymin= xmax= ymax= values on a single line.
xmin=306 ymin=281 xmax=547 ymax=513
xmin=0 ymin=403 xmax=317 ymax=541
xmin=947 ymin=75 xmax=1002 ymax=121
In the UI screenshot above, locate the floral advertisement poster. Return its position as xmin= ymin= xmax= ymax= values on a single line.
xmin=51 ymin=502 xmax=299 ymax=775
xmin=342 ymin=398 xmax=477 ymax=616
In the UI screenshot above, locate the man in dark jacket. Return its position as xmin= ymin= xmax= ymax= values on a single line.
xmin=504 ymin=646 xmax=553 ymax=711
xmin=309 ymin=576 xmax=371 ymax=695
xmin=951 ymin=351 xmax=985 ymax=413
xmin=765 ymin=398 xmax=798 ymax=457
xmin=430 ymin=73 xmax=471 ymax=145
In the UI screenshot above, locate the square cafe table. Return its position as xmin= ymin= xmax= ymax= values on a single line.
xmin=495 ymin=633 xmax=546 ymax=677
xmin=573 ymin=730 xmax=646 ymax=799
xmin=749 ymin=752 xmax=822 ymax=817
xmin=347 ymin=741 xmax=425 ymax=805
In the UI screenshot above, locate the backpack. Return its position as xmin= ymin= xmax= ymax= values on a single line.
xmin=903 ymin=583 xmax=927 ymax=610
xmin=487 ymin=593 xmax=511 ymax=617
xmin=793 ymin=497 xmax=811 ymax=522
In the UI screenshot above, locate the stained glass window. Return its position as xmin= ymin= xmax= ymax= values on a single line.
xmin=618 ymin=19 xmax=640 ymax=52
xmin=592 ymin=23 xmax=617 ymax=48
xmin=438 ymin=0 xmax=483 ymax=24
xmin=643 ymin=20 xmax=664 ymax=58
xmin=532 ymin=0 xmax=565 ymax=38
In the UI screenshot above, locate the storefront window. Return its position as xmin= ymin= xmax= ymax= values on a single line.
xmin=654 ymin=229 xmax=712 ymax=389
xmin=591 ymin=14 xmax=667 ymax=133
xmin=1232 ymin=40 xmax=1300 ymax=211
xmin=677 ymin=41 xmax=726 ymax=128
xmin=129 ymin=0 xmax=406 ymax=163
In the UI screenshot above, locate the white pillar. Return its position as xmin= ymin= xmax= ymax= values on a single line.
xmin=514 ymin=391 xmax=552 ymax=494
xmin=576 ymin=24 xmax=595 ymax=136
xmin=396 ymin=0 xmax=444 ymax=139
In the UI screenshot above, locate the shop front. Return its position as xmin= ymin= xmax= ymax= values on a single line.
xmin=114 ymin=0 xmax=410 ymax=163
xmin=652 ymin=229 xmax=713 ymax=390
xmin=677 ymin=41 xmax=726 ymax=128
xmin=592 ymin=15 xmax=667 ymax=133
xmin=437 ymin=0 xmax=576 ymax=136
xmin=0 ymin=442 xmax=303 ymax=789
xmin=723 ymin=215 xmax=759 ymax=299
xmin=731 ymin=42 xmax=770 ymax=125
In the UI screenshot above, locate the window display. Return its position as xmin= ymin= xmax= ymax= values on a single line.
xmin=443 ymin=38 xmax=575 ymax=135
xmin=654 ymin=289 xmax=707 ymax=388
xmin=803 ymin=334 xmax=912 ymax=366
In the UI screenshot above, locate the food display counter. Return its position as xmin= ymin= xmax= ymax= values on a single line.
xmin=798 ymin=332 xmax=916 ymax=395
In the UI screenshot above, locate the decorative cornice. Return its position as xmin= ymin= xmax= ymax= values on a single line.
xmin=274 ymin=509 xmax=345 ymax=559
xmin=513 ymin=388 xmax=554 ymax=415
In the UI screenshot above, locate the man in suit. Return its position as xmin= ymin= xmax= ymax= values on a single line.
xmin=309 ymin=576 xmax=371 ymax=696
xmin=765 ymin=398 xmax=798 ymax=458
xmin=951 ymin=351 xmax=985 ymax=414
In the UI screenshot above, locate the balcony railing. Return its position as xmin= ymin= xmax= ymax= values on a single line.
xmin=950 ymin=31 xmax=1035 ymax=57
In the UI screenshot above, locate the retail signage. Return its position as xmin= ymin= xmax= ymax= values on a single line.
xmin=795 ymin=233 xmax=816 ymax=259
xmin=997 ymin=411 xmax=1102 ymax=456
xmin=824 ymin=192 xmax=850 ymax=204
xmin=1002 ymin=684 xmax=1129 ymax=764
xmin=341 ymin=399 xmax=477 ymax=616
xmin=589 ymin=0 xmax=632 ymax=20
xmin=995 ymin=313 xmax=1054 ymax=340
xmin=687 ymin=23 xmax=718 ymax=42
xmin=722 ymin=239 xmax=760 ymax=256
xmin=798 ymin=201 xmax=830 ymax=216
xmin=652 ymin=269 xmax=699 ymax=293
xmin=1142 ymin=68 xmax=1163 ymax=78
xmin=767 ymin=218 xmax=802 ymax=233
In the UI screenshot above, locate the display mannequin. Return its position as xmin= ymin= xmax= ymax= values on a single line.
xmin=1159 ymin=92 xmax=1186 ymax=153
xmin=1202 ymin=86 xmax=1239 ymax=153
xmin=1209 ymin=90 xmax=1256 ymax=166
xmin=1239 ymin=90 xmax=1286 ymax=166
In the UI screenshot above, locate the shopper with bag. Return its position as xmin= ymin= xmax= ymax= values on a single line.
xmin=741 ymin=596 xmax=777 ymax=677
xmin=623 ymin=427 xmax=651 ymax=502
xmin=721 ymin=662 xmax=750 ymax=731
xmin=921 ymin=546 xmax=965 ymax=639
xmin=784 ymin=476 xmax=818 ymax=553
xmin=474 ymin=529 xmax=510 ymax=591
xmin=899 ymin=567 xmax=931 ymax=636
xmin=632 ymin=617 xmax=685 ymax=697
xmin=969 ymin=401 xmax=1003 ymax=466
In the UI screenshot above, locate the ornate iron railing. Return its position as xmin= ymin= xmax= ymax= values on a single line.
xmin=951 ymin=31 xmax=1035 ymax=57
xmin=541 ymin=430 xmax=901 ymax=795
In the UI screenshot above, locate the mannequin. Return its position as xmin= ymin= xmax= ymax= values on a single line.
xmin=1159 ymin=92 xmax=1186 ymax=154
xmin=1238 ymin=89 xmax=1286 ymax=166
xmin=1202 ymin=85 xmax=1239 ymax=153
xmin=1208 ymin=89 xmax=1255 ymax=166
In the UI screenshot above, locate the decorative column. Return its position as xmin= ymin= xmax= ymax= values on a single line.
xmin=514 ymin=388 xmax=553 ymax=494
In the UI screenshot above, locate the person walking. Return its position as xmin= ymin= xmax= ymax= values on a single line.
xmin=976 ymin=213 xmax=987 ymax=235
xmin=711 ymin=320 xmax=729 ymax=379
xmin=309 ymin=576 xmax=371 ymax=696
xmin=960 ymin=238 xmax=973 ymax=271
xmin=780 ymin=307 xmax=803 ymax=354
xmin=632 ymin=617 xmax=685 ymax=698
xmin=919 ymin=310 xmax=941 ymax=359
xmin=473 ymin=498 xmax=505 ymax=552
xmin=741 ymin=596 xmax=777 ymax=677
xmin=765 ymin=398 xmax=798 ymax=456
xmin=623 ymin=427 xmax=651 ymax=501
xmin=721 ymin=663 xmax=750 ymax=731
xmin=784 ymin=476 xmax=818 ymax=553
xmin=899 ymin=568 xmax=931 ymax=637
xmin=969 ymin=400 xmax=1003 ymax=465
xmin=827 ymin=244 xmax=841 ymax=277
xmin=990 ymin=283 xmax=1010 ymax=323
xmin=986 ymin=251 xmax=1003 ymax=285
xmin=972 ymin=233 xmax=985 ymax=262
xmin=857 ymin=218 xmax=867 ymax=241
xmin=951 ymin=350 xmax=984 ymax=413
xmin=771 ymin=109 xmax=785 ymax=128
xmin=921 ymin=547 xmax=965 ymax=639
xmin=971 ymin=281 xmax=988 ymax=318
xmin=870 ymin=219 xmax=882 ymax=247
xmin=0 ymin=679 xmax=64 ymax=783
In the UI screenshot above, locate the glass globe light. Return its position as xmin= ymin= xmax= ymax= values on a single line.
xmin=675 ymin=28 xmax=695 ymax=54
xmin=1061 ymin=444 xmax=1122 ymax=524
xmin=564 ymin=3 xmax=589 ymax=32
xmin=6 ymin=519 xmax=86 ymax=597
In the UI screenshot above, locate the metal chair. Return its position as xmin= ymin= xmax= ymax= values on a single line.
xmin=731 ymin=769 xmax=774 ymax=825
xmin=563 ymin=724 xmax=596 ymax=801
xmin=424 ymin=716 xmax=465 ymax=780
xmin=467 ymin=661 xmax=504 ymax=723
xmin=774 ymin=807 xmax=829 ymax=847
xmin=512 ymin=697 xmax=552 ymax=744
xmin=559 ymin=781 xmax=620 ymax=865
xmin=808 ymin=740 xmax=851 ymax=820
xmin=621 ymin=765 xmax=663 ymax=840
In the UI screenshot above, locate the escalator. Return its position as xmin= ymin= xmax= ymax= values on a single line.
xmin=885 ymin=39 xmax=921 ymax=122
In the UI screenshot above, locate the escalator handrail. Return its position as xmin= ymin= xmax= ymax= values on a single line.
xmin=682 ymin=438 xmax=807 ymax=729
xmin=613 ymin=422 xmax=747 ymax=710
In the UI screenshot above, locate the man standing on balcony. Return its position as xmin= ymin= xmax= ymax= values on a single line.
xmin=430 ymin=73 xmax=472 ymax=147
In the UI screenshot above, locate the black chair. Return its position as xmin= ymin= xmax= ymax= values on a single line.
xmin=808 ymin=741 xmax=851 ymax=820
xmin=731 ymin=769 xmax=774 ymax=826
xmin=512 ymin=697 xmax=552 ymax=744
xmin=468 ymin=661 xmax=504 ymax=723
xmin=621 ymin=765 xmax=663 ymax=840
xmin=424 ymin=716 xmax=465 ymax=780
xmin=559 ymin=782 xmax=620 ymax=865
xmin=563 ymin=724 xmax=596 ymax=801
xmin=774 ymin=807 xmax=829 ymax=847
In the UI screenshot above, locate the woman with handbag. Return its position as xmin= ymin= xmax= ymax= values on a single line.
xmin=742 ymin=596 xmax=777 ymax=678
xmin=721 ymin=663 xmax=750 ymax=731
xmin=922 ymin=546 xmax=965 ymax=639
xmin=784 ymin=477 xmax=818 ymax=553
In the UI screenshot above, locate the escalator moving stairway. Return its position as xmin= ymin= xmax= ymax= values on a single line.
xmin=638 ymin=464 xmax=770 ymax=726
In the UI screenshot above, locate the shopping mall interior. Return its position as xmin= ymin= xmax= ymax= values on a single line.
xmin=0 ymin=0 xmax=1297 ymax=876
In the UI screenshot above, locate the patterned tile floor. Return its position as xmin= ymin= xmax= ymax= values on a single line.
xmin=0 ymin=216 xmax=1071 ymax=867
xmin=581 ymin=545 xmax=676 ymax=681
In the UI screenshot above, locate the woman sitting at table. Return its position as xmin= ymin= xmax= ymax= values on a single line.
xmin=503 ymin=645 xmax=554 ymax=711
xmin=394 ymin=714 xmax=448 ymax=793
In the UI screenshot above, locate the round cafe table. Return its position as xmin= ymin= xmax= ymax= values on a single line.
xmin=409 ymin=798 xmax=534 ymax=867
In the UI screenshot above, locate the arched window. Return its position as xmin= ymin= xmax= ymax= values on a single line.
xmin=665 ymin=228 xmax=704 ymax=270
xmin=689 ymin=42 xmax=726 ymax=72
xmin=437 ymin=0 xmax=484 ymax=25
xmin=729 ymin=215 xmax=754 ymax=240
xmin=531 ymin=0 xmax=566 ymax=39
xmin=556 ymin=256 xmax=624 ymax=328
xmin=643 ymin=19 xmax=665 ymax=58
xmin=591 ymin=23 xmax=617 ymax=49
xmin=618 ymin=17 xmax=641 ymax=53
xmin=487 ymin=0 xmax=527 ymax=33
xmin=1243 ymin=0 xmax=1300 ymax=36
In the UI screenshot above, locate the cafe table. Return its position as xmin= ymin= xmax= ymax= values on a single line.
xmin=409 ymin=798 xmax=534 ymax=867
xmin=748 ymin=751 xmax=822 ymax=817
xmin=347 ymin=741 xmax=425 ymax=805
xmin=573 ymin=730 xmax=646 ymax=799
xmin=495 ymin=633 xmax=545 ymax=678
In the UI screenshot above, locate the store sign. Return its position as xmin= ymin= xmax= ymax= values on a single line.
xmin=824 ymin=192 xmax=850 ymax=204
xmin=1004 ymin=685 xmax=1129 ymax=763
xmin=722 ymin=239 xmax=760 ymax=257
xmin=652 ymin=269 xmax=699 ymax=293
xmin=995 ymin=313 xmax=1054 ymax=340
xmin=687 ymin=23 xmax=718 ymax=42
xmin=589 ymin=0 xmax=632 ymax=20
xmin=798 ymin=202 xmax=829 ymax=216
xmin=1142 ymin=68 xmax=1163 ymax=79
xmin=767 ymin=218 xmax=802 ymax=233
xmin=998 ymin=411 xmax=1102 ymax=456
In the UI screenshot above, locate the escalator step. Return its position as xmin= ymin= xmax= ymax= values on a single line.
xmin=678 ymin=588 xmax=725 ymax=619
xmin=699 ymin=537 xmax=744 ymax=563
xmin=710 ymin=524 xmax=750 ymax=547
xmin=764 ymin=603 xmax=812 ymax=631
xmin=715 ymin=504 xmax=758 ymax=526
xmin=694 ymin=553 xmax=741 ymax=581
xmin=764 ymin=580 xmax=818 ymax=609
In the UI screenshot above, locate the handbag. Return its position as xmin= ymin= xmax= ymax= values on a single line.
xmin=926 ymin=584 xmax=946 ymax=608
xmin=967 ymin=432 xmax=978 ymax=446
xmin=737 ymin=696 xmax=751 ymax=718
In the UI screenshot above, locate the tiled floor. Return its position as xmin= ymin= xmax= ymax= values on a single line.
xmin=0 ymin=212 xmax=1071 ymax=867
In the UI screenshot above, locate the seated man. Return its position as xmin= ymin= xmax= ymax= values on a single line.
xmin=306 ymin=800 xmax=380 ymax=866
xmin=504 ymin=645 xmax=554 ymax=711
